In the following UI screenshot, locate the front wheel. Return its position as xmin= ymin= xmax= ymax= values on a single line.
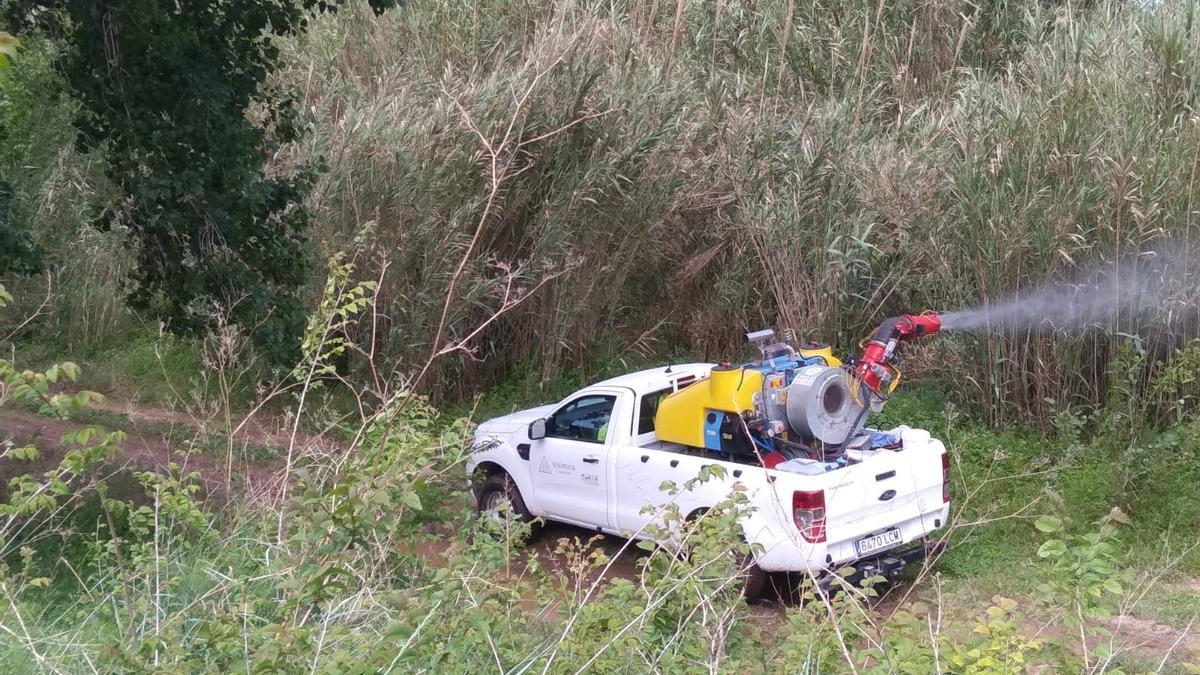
xmin=475 ymin=473 xmax=533 ymax=526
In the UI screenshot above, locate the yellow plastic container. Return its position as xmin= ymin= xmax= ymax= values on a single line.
xmin=654 ymin=366 xmax=763 ymax=448
xmin=799 ymin=344 xmax=842 ymax=367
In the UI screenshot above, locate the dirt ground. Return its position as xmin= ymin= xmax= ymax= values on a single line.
xmin=0 ymin=405 xmax=286 ymax=500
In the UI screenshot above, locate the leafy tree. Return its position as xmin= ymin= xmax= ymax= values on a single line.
xmin=0 ymin=30 xmax=44 ymax=275
xmin=4 ymin=1 xmax=391 ymax=365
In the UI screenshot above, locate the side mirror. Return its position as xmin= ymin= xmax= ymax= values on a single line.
xmin=528 ymin=418 xmax=547 ymax=440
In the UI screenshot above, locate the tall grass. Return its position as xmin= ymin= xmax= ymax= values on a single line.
xmin=3 ymin=0 xmax=1198 ymax=423
xmin=268 ymin=0 xmax=1200 ymax=421
xmin=0 ymin=354 xmax=1189 ymax=672
xmin=0 ymin=33 xmax=126 ymax=354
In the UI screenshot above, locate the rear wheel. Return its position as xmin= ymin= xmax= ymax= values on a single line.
xmin=684 ymin=509 xmax=767 ymax=600
xmin=732 ymin=549 xmax=768 ymax=599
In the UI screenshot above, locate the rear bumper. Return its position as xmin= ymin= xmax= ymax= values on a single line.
xmin=750 ymin=503 xmax=949 ymax=572
xmin=814 ymin=538 xmax=943 ymax=595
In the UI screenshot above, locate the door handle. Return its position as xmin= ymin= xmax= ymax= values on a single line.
xmin=583 ymin=456 xmax=600 ymax=464
xmin=640 ymin=455 xmax=649 ymax=463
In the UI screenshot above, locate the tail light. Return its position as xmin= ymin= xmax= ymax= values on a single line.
xmin=792 ymin=490 xmax=826 ymax=543
xmin=941 ymin=452 xmax=950 ymax=503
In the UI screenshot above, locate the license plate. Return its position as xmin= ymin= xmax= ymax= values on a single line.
xmin=854 ymin=529 xmax=903 ymax=557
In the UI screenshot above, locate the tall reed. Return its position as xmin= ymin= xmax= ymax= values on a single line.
xmin=270 ymin=0 xmax=1199 ymax=421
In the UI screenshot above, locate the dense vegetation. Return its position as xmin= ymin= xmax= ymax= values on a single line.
xmin=1 ymin=0 xmax=1199 ymax=671
xmin=3 ymin=0 xmax=1200 ymax=421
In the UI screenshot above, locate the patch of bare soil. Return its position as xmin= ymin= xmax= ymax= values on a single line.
xmin=88 ymin=398 xmax=338 ymax=456
xmin=0 ymin=406 xmax=287 ymax=499
xmin=1110 ymin=613 xmax=1200 ymax=660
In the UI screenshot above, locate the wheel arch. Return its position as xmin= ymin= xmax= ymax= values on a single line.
xmin=469 ymin=456 xmax=541 ymax=515
xmin=471 ymin=460 xmax=509 ymax=481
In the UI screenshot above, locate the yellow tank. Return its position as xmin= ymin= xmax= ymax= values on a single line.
xmin=654 ymin=365 xmax=763 ymax=448
xmin=799 ymin=343 xmax=842 ymax=367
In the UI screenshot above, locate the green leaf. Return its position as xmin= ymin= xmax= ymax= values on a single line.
xmin=0 ymin=32 xmax=19 ymax=71
xmin=1037 ymin=539 xmax=1067 ymax=558
xmin=401 ymin=491 xmax=422 ymax=510
xmin=60 ymin=362 xmax=80 ymax=382
xmin=1034 ymin=515 xmax=1062 ymax=533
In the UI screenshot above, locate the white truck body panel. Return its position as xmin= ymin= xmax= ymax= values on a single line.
xmin=468 ymin=364 xmax=950 ymax=574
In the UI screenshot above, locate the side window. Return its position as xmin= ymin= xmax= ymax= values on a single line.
xmin=546 ymin=395 xmax=616 ymax=444
xmin=637 ymin=388 xmax=673 ymax=435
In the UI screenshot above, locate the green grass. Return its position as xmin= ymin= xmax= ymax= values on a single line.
xmin=1135 ymin=579 xmax=1200 ymax=627
xmin=4 ymin=359 xmax=1200 ymax=671
xmin=80 ymin=335 xmax=202 ymax=404
xmin=9 ymin=330 xmax=206 ymax=407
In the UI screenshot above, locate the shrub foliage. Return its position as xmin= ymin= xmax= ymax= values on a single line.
xmin=3 ymin=0 xmax=392 ymax=364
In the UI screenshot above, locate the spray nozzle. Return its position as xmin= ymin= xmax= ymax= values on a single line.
xmin=854 ymin=313 xmax=942 ymax=395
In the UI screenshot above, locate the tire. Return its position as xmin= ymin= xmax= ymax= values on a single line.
xmin=685 ymin=509 xmax=767 ymax=600
xmin=475 ymin=472 xmax=533 ymax=526
xmin=733 ymin=550 xmax=768 ymax=600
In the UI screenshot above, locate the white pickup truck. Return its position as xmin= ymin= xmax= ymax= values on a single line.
xmin=467 ymin=363 xmax=950 ymax=597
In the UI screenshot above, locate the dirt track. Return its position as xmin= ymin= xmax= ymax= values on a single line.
xmin=0 ymin=406 xmax=284 ymax=499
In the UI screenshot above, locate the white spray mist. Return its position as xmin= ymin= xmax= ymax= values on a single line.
xmin=938 ymin=247 xmax=1200 ymax=334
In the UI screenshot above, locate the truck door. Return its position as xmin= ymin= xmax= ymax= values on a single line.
xmin=529 ymin=392 xmax=617 ymax=528
xmin=614 ymin=387 xmax=674 ymax=536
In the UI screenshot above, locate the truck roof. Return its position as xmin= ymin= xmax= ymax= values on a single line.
xmin=590 ymin=363 xmax=715 ymax=395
